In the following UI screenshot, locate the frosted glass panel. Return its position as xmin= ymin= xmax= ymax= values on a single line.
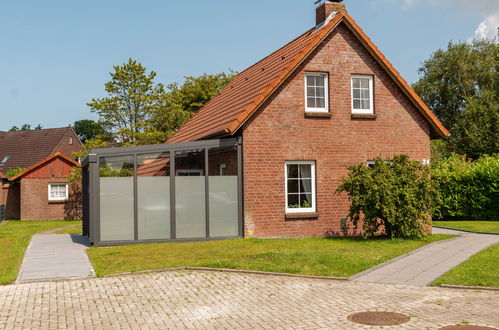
xmin=138 ymin=177 xmax=170 ymax=240
xmin=175 ymin=177 xmax=206 ymax=238
xmin=100 ymin=177 xmax=134 ymax=241
xmin=137 ymin=152 xmax=170 ymax=240
xmin=209 ymin=176 xmax=238 ymax=237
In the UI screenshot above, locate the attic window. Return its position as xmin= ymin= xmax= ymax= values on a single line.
xmin=68 ymin=137 xmax=73 ymax=145
xmin=305 ymin=73 xmax=329 ymax=113
xmin=351 ymin=75 xmax=374 ymax=114
xmin=1 ymin=155 xmax=10 ymax=164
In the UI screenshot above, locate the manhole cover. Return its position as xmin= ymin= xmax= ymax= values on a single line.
xmin=439 ymin=326 xmax=497 ymax=330
xmin=347 ymin=311 xmax=409 ymax=326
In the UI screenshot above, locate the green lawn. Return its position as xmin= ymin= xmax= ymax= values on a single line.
xmin=433 ymin=243 xmax=499 ymax=288
xmin=0 ymin=220 xmax=81 ymax=285
xmin=433 ymin=221 xmax=499 ymax=234
xmin=54 ymin=222 xmax=82 ymax=234
xmin=88 ymin=234 xmax=454 ymax=278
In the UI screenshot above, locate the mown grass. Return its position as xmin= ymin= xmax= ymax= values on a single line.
xmin=433 ymin=243 xmax=499 ymax=288
xmin=433 ymin=221 xmax=499 ymax=234
xmin=87 ymin=234 xmax=453 ymax=277
xmin=54 ymin=221 xmax=82 ymax=234
xmin=0 ymin=220 xmax=81 ymax=285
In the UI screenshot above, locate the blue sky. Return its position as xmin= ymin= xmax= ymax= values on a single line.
xmin=0 ymin=0 xmax=497 ymax=131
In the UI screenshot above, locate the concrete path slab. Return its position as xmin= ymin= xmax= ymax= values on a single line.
xmin=352 ymin=227 xmax=499 ymax=286
xmin=16 ymin=234 xmax=95 ymax=284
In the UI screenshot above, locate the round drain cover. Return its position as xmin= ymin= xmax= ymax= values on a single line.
xmin=347 ymin=311 xmax=409 ymax=326
xmin=439 ymin=326 xmax=497 ymax=330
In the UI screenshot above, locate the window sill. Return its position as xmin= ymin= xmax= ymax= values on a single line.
xmin=48 ymin=200 xmax=67 ymax=204
xmin=351 ymin=113 xmax=377 ymax=120
xmin=285 ymin=212 xmax=319 ymax=220
xmin=305 ymin=112 xmax=331 ymax=118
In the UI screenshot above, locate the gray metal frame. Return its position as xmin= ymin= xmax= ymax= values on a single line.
xmin=82 ymin=137 xmax=243 ymax=246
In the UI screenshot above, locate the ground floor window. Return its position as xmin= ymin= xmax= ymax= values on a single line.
xmin=285 ymin=161 xmax=316 ymax=213
xmin=48 ymin=183 xmax=68 ymax=201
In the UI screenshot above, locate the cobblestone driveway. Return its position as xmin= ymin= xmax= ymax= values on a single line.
xmin=1 ymin=270 xmax=498 ymax=329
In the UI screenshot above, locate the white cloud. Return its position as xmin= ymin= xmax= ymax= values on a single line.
xmin=399 ymin=0 xmax=499 ymax=41
xmin=472 ymin=14 xmax=499 ymax=41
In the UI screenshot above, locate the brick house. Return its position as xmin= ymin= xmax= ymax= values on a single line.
xmin=0 ymin=127 xmax=83 ymax=220
xmin=167 ymin=1 xmax=449 ymax=238
xmin=82 ymin=1 xmax=448 ymax=245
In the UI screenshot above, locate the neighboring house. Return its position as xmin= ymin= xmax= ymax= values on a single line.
xmin=82 ymin=1 xmax=449 ymax=245
xmin=0 ymin=127 xmax=83 ymax=220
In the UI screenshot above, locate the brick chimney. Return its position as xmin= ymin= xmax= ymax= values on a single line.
xmin=316 ymin=0 xmax=345 ymax=26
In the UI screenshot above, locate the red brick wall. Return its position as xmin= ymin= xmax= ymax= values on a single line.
xmin=19 ymin=157 xmax=82 ymax=221
xmin=241 ymin=23 xmax=431 ymax=238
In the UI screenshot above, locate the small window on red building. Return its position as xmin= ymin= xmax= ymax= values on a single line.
xmin=48 ymin=183 xmax=68 ymax=201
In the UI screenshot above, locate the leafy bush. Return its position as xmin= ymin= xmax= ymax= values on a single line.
xmin=337 ymin=155 xmax=434 ymax=239
xmin=6 ymin=167 xmax=26 ymax=178
xmin=432 ymin=154 xmax=498 ymax=220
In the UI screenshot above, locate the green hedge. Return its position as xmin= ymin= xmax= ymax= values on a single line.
xmin=432 ymin=154 xmax=498 ymax=220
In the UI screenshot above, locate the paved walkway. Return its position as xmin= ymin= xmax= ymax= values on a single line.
xmin=16 ymin=234 xmax=94 ymax=284
xmin=1 ymin=270 xmax=498 ymax=329
xmin=352 ymin=228 xmax=499 ymax=286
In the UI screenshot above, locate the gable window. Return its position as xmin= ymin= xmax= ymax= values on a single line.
xmin=285 ymin=161 xmax=316 ymax=213
xmin=351 ymin=75 xmax=373 ymax=114
xmin=305 ymin=73 xmax=328 ymax=113
xmin=48 ymin=183 xmax=68 ymax=201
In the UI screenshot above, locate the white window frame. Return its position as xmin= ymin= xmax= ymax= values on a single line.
xmin=305 ymin=72 xmax=329 ymax=113
xmin=351 ymin=75 xmax=374 ymax=114
xmin=48 ymin=183 xmax=68 ymax=201
xmin=367 ymin=160 xmax=376 ymax=169
xmin=175 ymin=169 xmax=203 ymax=176
xmin=285 ymin=161 xmax=316 ymax=214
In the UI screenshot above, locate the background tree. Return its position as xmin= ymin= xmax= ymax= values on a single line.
xmin=152 ymin=72 xmax=236 ymax=136
xmin=413 ymin=39 xmax=498 ymax=160
xmin=87 ymin=58 xmax=236 ymax=146
xmin=87 ymin=58 xmax=169 ymax=145
xmin=8 ymin=124 xmax=42 ymax=131
xmin=73 ymin=119 xmax=106 ymax=142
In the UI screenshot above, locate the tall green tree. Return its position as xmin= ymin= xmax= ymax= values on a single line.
xmin=73 ymin=119 xmax=106 ymax=142
xmin=413 ymin=39 xmax=498 ymax=159
xmin=87 ymin=58 xmax=169 ymax=145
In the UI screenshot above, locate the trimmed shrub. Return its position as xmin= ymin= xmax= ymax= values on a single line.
xmin=432 ymin=154 xmax=499 ymax=220
xmin=337 ymin=155 xmax=435 ymax=239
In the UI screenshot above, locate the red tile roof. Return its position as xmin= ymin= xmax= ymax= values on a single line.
xmin=167 ymin=9 xmax=449 ymax=143
xmin=8 ymin=152 xmax=80 ymax=181
xmin=0 ymin=127 xmax=76 ymax=176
